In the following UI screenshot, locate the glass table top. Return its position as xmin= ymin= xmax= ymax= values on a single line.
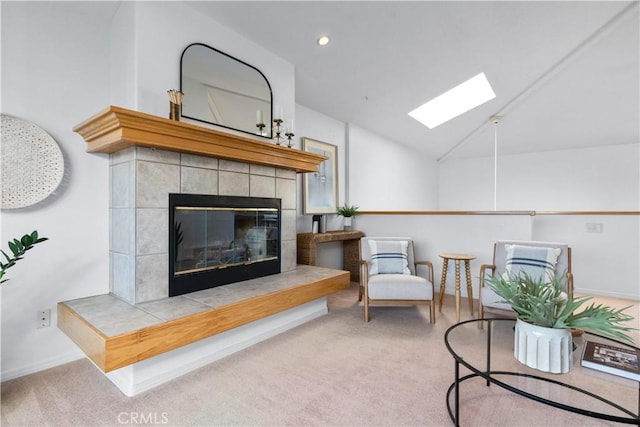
xmin=444 ymin=318 xmax=639 ymax=424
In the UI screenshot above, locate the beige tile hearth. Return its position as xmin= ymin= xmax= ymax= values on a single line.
xmin=58 ymin=265 xmax=351 ymax=372
xmin=63 ymin=265 xmax=347 ymax=339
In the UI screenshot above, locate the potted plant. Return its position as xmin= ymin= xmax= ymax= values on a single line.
xmin=336 ymin=204 xmax=359 ymax=230
xmin=486 ymin=271 xmax=636 ymax=373
xmin=0 ymin=230 xmax=48 ymax=284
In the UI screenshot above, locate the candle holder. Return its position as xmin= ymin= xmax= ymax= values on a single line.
xmin=285 ymin=132 xmax=295 ymax=148
xmin=273 ymin=118 xmax=283 ymax=145
xmin=256 ymin=123 xmax=266 ymax=136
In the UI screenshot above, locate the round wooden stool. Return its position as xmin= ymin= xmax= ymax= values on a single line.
xmin=438 ymin=253 xmax=475 ymax=322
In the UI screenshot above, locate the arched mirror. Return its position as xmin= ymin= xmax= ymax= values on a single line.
xmin=180 ymin=43 xmax=273 ymax=139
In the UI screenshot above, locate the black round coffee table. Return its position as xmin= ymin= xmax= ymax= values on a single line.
xmin=444 ymin=318 xmax=640 ymax=426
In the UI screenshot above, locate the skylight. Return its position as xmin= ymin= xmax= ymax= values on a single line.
xmin=408 ymin=72 xmax=496 ymax=129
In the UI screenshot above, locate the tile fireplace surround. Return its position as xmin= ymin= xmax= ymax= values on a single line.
xmin=60 ymin=107 xmax=349 ymax=396
xmin=110 ymin=146 xmax=298 ymax=303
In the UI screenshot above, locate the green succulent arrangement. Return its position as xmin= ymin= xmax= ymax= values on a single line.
xmin=0 ymin=230 xmax=48 ymax=284
xmin=485 ymin=271 xmax=636 ymax=344
xmin=336 ymin=204 xmax=359 ymax=217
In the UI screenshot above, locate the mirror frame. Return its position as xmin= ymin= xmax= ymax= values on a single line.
xmin=180 ymin=42 xmax=273 ymax=139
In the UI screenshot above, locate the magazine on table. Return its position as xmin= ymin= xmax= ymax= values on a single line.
xmin=581 ymin=340 xmax=640 ymax=382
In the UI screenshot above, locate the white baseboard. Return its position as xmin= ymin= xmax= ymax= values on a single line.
xmin=106 ymin=298 xmax=328 ymax=396
xmin=1 ymin=350 xmax=85 ymax=382
xmin=574 ymin=287 xmax=640 ymax=301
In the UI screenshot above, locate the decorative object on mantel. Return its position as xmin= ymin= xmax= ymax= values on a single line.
xmin=272 ymin=109 xmax=295 ymax=147
xmin=1 ymin=114 xmax=64 ymax=209
xmin=256 ymin=109 xmax=266 ymax=136
xmin=285 ymin=119 xmax=295 ymax=148
xmin=486 ymin=271 xmax=636 ymax=374
xmin=302 ymin=137 xmax=338 ymax=214
xmin=0 ymin=230 xmax=48 ymax=284
xmin=180 ymin=42 xmax=273 ymax=139
xmin=167 ymin=89 xmax=183 ymax=121
xmin=336 ymin=204 xmax=360 ymax=230
xmin=273 ymin=106 xmax=284 ymax=145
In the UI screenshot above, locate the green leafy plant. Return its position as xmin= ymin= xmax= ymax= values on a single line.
xmin=0 ymin=230 xmax=48 ymax=284
xmin=486 ymin=271 xmax=636 ymax=344
xmin=336 ymin=204 xmax=359 ymax=217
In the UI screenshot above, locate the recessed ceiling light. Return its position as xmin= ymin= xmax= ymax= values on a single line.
xmin=408 ymin=72 xmax=496 ymax=129
xmin=317 ymin=35 xmax=330 ymax=46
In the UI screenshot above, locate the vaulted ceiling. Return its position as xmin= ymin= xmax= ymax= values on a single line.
xmin=187 ymin=1 xmax=639 ymax=161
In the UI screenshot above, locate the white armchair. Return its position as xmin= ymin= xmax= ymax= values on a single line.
xmin=359 ymin=237 xmax=435 ymax=323
xmin=478 ymin=240 xmax=573 ymax=322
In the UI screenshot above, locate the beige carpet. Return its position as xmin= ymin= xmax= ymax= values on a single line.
xmin=1 ymin=284 xmax=638 ymax=427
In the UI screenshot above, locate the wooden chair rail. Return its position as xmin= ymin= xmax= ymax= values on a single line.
xmin=359 ymin=210 xmax=639 ymax=216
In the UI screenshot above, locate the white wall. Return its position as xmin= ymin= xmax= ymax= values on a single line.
xmin=109 ymin=1 xmax=136 ymax=108
xmin=0 ymin=1 xmax=296 ymax=381
xmin=439 ymin=143 xmax=640 ymax=211
xmin=350 ymin=125 xmax=439 ymax=211
xmin=533 ymin=215 xmax=640 ymax=299
xmin=1 ymin=1 xmax=113 ymax=380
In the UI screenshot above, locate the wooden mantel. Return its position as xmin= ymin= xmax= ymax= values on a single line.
xmin=73 ymin=105 xmax=326 ymax=173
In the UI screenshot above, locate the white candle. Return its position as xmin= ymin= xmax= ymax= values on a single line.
xmin=288 ymin=119 xmax=295 ymax=133
xmin=274 ymin=104 xmax=283 ymax=120
xmin=256 ymin=110 xmax=264 ymax=125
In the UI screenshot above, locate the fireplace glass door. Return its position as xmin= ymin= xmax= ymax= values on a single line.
xmin=174 ymin=207 xmax=278 ymax=274
xmin=169 ymin=194 xmax=281 ymax=296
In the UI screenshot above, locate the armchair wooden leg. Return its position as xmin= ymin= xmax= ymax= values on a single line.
xmin=364 ymin=299 xmax=370 ymax=322
xmin=478 ymin=301 xmax=484 ymax=329
xmin=430 ymin=299 xmax=436 ymax=324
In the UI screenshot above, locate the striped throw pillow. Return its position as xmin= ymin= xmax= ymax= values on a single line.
xmin=504 ymin=244 xmax=561 ymax=282
xmin=368 ymin=240 xmax=411 ymax=275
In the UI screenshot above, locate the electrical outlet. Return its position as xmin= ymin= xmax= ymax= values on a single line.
xmin=38 ymin=309 xmax=51 ymax=328
xmin=585 ymin=223 xmax=603 ymax=233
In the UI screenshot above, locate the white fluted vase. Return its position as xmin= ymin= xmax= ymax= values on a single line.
xmin=514 ymin=319 xmax=573 ymax=374
xmin=343 ymin=216 xmax=352 ymax=230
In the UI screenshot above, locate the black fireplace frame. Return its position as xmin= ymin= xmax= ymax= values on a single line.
xmin=168 ymin=193 xmax=281 ymax=297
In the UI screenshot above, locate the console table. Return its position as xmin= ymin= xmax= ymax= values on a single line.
xmin=297 ymin=230 xmax=365 ymax=282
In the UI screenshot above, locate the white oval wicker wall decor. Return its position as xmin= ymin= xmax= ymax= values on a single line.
xmin=1 ymin=114 xmax=64 ymax=209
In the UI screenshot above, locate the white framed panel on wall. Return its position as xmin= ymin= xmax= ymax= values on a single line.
xmin=301 ymin=137 xmax=339 ymax=215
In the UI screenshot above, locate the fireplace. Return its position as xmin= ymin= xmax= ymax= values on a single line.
xmin=169 ymin=194 xmax=281 ymax=296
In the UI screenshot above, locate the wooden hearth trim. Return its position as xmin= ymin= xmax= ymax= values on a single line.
xmin=72 ymin=106 xmax=326 ymax=173
xmin=58 ymin=269 xmax=349 ymax=372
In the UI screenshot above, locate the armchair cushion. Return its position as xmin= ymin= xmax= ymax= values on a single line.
xmin=480 ymin=285 xmax=514 ymax=311
xmin=367 ymin=240 xmax=411 ymax=275
xmin=504 ymin=244 xmax=561 ymax=281
xmin=367 ymin=274 xmax=432 ymax=300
